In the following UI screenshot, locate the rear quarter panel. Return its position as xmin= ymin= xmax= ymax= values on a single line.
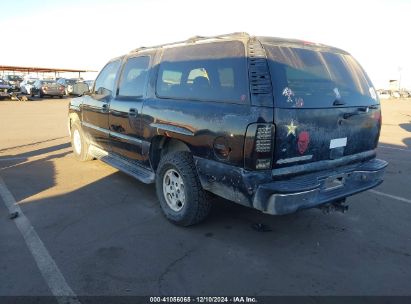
xmin=141 ymin=98 xmax=273 ymax=167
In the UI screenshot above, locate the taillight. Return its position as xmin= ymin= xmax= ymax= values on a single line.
xmin=42 ymin=86 xmax=48 ymax=91
xmin=59 ymin=86 xmax=64 ymax=91
xmin=374 ymin=110 xmax=382 ymax=123
xmin=244 ymin=123 xmax=275 ymax=170
xmin=255 ymin=126 xmax=272 ymax=152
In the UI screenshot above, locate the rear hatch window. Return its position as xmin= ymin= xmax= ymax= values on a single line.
xmin=262 ymin=44 xmax=381 ymax=170
xmin=264 ymin=45 xmax=378 ymax=108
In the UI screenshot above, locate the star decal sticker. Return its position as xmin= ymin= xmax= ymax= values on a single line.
xmin=286 ymin=120 xmax=297 ymax=137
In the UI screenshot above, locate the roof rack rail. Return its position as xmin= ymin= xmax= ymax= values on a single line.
xmin=130 ymin=32 xmax=250 ymax=53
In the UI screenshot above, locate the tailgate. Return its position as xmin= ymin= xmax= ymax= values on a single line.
xmin=262 ymin=43 xmax=381 ymax=169
xmin=273 ymin=106 xmax=381 ymax=168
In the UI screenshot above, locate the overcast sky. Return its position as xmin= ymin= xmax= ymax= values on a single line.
xmin=1 ymin=0 xmax=410 ymax=89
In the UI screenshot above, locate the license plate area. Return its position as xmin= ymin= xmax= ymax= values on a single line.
xmin=322 ymin=174 xmax=346 ymax=191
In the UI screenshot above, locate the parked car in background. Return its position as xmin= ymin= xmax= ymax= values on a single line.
xmin=392 ymin=91 xmax=401 ymax=98
xmin=71 ymin=81 xmax=90 ymax=96
xmin=84 ymin=80 xmax=94 ymax=92
xmin=20 ymin=78 xmax=39 ymax=95
xmin=400 ymin=91 xmax=410 ymax=98
xmin=4 ymin=75 xmax=23 ymax=91
xmin=57 ymin=78 xmax=80 ymax=95
xmin=68 ymin=33 xmax=387 ymax=226
xmin=0 ymin=79 xmax=12 ymax=99
xmin=377 ymin=90 xmax=391 ymax=99
xmin=31 ymin=79 xmax=64 ymax=98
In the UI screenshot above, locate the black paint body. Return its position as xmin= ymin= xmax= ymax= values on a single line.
xmin=68 ymin=33 xmax=387 ymax=215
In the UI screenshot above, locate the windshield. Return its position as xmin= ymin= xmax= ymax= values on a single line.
xmin=8 ymin=75 xmax=22 ymax=81
xmin=264 ymin=45 xmax=378 ymax=108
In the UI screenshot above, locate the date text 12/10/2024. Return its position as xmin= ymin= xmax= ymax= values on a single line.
xmin=149 ymin=296 xmax=258 ymax=303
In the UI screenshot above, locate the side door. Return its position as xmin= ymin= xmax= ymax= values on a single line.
xmin=81 ymin=59 xmax=122 ymax=151
xmin=109 ymin=55 xmax=151 ymax=162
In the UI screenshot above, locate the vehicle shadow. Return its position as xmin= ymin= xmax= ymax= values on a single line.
xmin=0 ymin=143 xmax=70 ymax=160
xmin=0 ymin=143 xmax=71 ymax=201
xmin=0 ymin=137 xmax=68 ymax=153
xmin=27 ymin=96 xmax=69 ymax=102
xmin=399 ymin=122 xmax=411 ymax=133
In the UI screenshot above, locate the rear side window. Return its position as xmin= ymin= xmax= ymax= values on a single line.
xmin=264 ymin=45 xmax=378 ymax=108
xmin=156 ymin=41 xmax=248 ymax=103
xmin=118 ymin=56 xmax=150 ymax=98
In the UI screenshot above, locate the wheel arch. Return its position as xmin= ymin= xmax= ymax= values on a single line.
xmin=149 ymin=136 xmax=191 ymax=171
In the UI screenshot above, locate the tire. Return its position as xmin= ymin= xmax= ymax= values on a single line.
xmin=59 ymin=95 xmax=63 ymax=99
xmin=70 ymin=122 xmax=93 ymax=161
xmin=39 ymin=90 xmax=43 ymax=98
xmin=156 ymin=151 xmax=211 ymax=226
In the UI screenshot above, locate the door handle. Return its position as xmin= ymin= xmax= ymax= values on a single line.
xmin=129 ymin=108 xmax=138 ymax=117
xmin=343 ymin=107 xmax=369 ymax=119
xmin=101 ymin=103 xmax=109 ymax=113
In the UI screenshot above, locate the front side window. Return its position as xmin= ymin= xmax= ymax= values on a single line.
xmin=156 ymin=41 xmax=248 ymax=103
xmin=93 ymin=59 xmax=121 ymax=100
xmin=118 ymin=56 xmax=150 ymax=98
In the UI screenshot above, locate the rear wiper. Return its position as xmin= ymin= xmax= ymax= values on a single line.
xmin=333 ymin=99 xmax=345 ymax=106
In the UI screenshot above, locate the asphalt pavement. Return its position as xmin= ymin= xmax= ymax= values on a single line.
xmin=0 ymin=97 xmax=410 ymax=299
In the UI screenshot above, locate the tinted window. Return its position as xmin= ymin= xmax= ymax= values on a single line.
xmin=93 ymin=60 xmax=121 ymax=100
xmin=264 ymin=45 xmax=377 ymax=108
xmin=218 ymin=67 xmax=235 ymax=88
xmin=118 ymin=56 xmax=150 ymax=98
xmin=161 ymin=70 xmax=182 ymax=86
xmin=7 ymin=75 xmax=22 ymax=81
xmin=156 ymin=41 xmax=248 ymax=103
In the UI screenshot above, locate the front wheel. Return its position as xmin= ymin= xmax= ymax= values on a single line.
xmin=156 ymin=151 xmax=211 ymax=226
xmin=70 ymin=122 xmax=93 ymax=161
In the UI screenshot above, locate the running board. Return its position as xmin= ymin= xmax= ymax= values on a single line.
xmin=89 ymin=145 xmax=155 ymax=184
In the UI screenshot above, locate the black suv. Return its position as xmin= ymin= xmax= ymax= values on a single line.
xmin=68 ymin=33 xmax=387 ymax=226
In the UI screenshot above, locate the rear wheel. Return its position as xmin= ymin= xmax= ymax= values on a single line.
xmin=156 ymin=151 xmax=211 ymax=226
xmin=70 ymin=122 xmax=93 ymax=161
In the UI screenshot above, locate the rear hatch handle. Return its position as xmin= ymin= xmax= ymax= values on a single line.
xmin=343 ymin=106 xmax=376 ymax=119
xmin=333 ymin=99 xmax=346 ymax=106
